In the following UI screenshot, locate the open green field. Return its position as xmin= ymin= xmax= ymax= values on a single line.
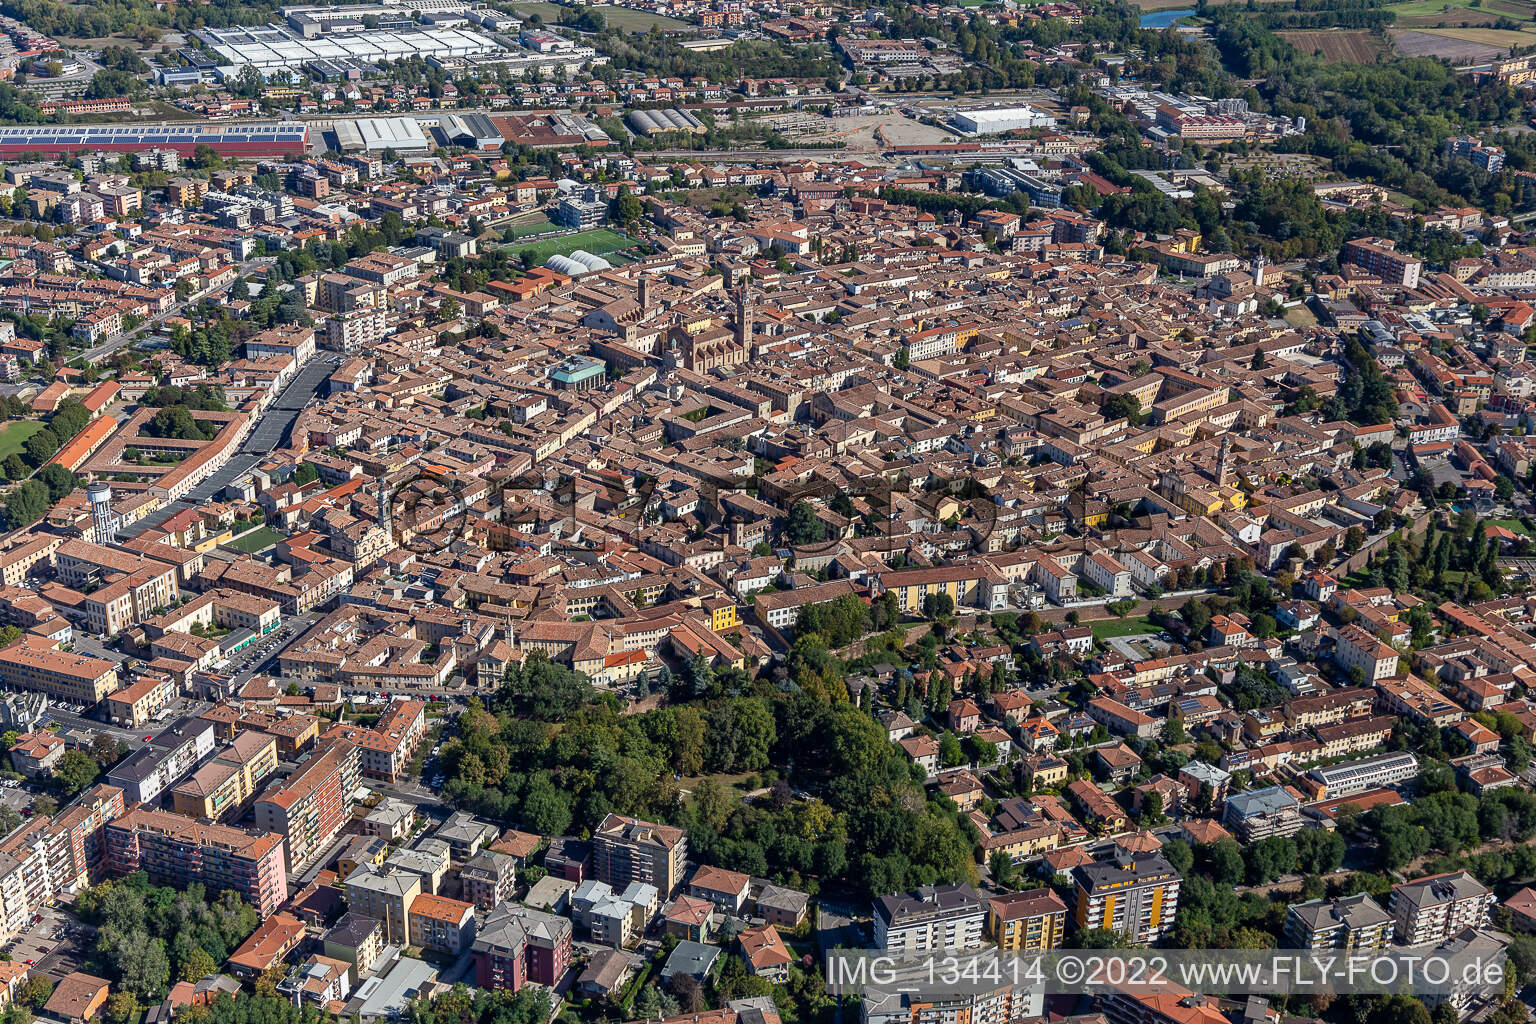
xmin=1090 ymin=616 xmax=1156 ymax=639
xmin=1487 ymin=518 xmax=1531 ymax=535
xmin=1385 ymin=0 xmax=1484 ymax=17
xmin=0 ymin=421 xmax=44 ymax=462
xmin=513 ymin=2 xmax=691 ymax=31
xmin=510 ymin=228 xmax=638 ymax=264
xmin=223 ymin=526 xmax=285 ymax=553
xmin=504 ymin=215 xmax=555 ymax=239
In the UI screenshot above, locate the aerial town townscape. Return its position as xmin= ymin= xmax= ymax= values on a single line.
xmin=10 ymin=2 xmax=1536 ymax=1024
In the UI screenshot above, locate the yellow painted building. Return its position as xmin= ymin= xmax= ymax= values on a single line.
xmin=169 ymin=730 xmax=279 ymax=821
xmin=1071 ymin=851 xmax=1181 ymax=944
xmin=988 ymin=889 xmax=1068 ymax=951
xmin=705 ymin=597 xmax=740 ymax=632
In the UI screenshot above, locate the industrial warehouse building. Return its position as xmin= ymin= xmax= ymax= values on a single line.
xmin=335 ymin=117 xmax=432 ymax=154
xmin=625 ymin=108 xmax=706 ymax=137
xmin=0 ymin=123 xmax=308 ymax=158
xmin=435 ymin=113 xmax=503 ymax=150
xmin=197 ymin=21 xmax=503 ymax=72
xmin=950 ymin=105 xmax=1057 ymax=135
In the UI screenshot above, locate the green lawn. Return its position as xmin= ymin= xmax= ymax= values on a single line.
xmin=1090 ymin=616 xmax=1157 ymax=639
xmin=504 ymin=215 xmax=554 ymax=239
xmin=1486 ymin=518 xmax=1530 ymax=535
xmin=510 ymin=228 xmax=638 ymax=265
xmin=0 ymin=421 xmax=44 ymax=462
xmin=514 ymin=2 xmax=691 ymax=31
xmin=223 ymin=526 xmax=284 ymax=553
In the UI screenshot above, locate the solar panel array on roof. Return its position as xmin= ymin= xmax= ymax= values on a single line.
xmin=199 ymin=21 xmax=502 ymax=70
xmin=0 ymin=122 xmax=306 ymax=153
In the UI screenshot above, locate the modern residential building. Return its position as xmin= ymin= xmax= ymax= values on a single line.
xmin=1071 ymin=852 xmax=1182 ymax=944
xmin=105 ymin=715 xmax=218 ymax=805
xmin=593 ymin=813 xmax=688 ymax=895
xmin=1306 ymin=751 xmax=1418 ymax=800
xmin=987 ymin=888 xmax=1069 ymax=951
xmin=103 ymin=806 xmax=288 ymax=917
xmin=344 ymin=863 xmax=421 ymax=945
xmin=472 ymin=903 xmax=573 ymax=991
xmin=169 ymin=730 xmax=279 ymax=821
xmin=1284 ymin=894 xmax=1392 ymax=953
xmin=408 ymin=893 xmax=476 ymax=955
xmin=0 ymin=786 xmax=127 ymax=944
xmin=1221 ymin=786 xmax=1305 ymax=842
xmin=323 ymin=913 xmax=385 ymax=985
xmin=254 ymin=738 xmax=360 ymax=871
xmin=874 ymin=884 xmax=986 ymax=953
xmin=460 ymin=849 xmax=517 ymax=911
xmin=1343 ymin=237 xmax=1423 ymax=289
xmin=278 ymin=953 xmax=353 ymax=1007
xmin=1389 ymin=872 xmax=1494 ymax=946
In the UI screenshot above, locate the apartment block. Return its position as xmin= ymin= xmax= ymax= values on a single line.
xmin=408 ymin=893 xmax=476 ymax=955
xmin=170 ymin=730 xmax=280 ymax=821
xmin=1343 ymin=237 xmax=1423 ymax=289
xmin=103 ymin=806 xmax=288 ymax=917
xmin=460 ymin=849 xmax=517 ymax=911
xmin=0 ymin=786 xmax=126 ymax=944
xmin=1334 ymin=623 xmax=1402 ymax=682
xmin=254 ymin=738 xmax=360 ymax=872
xmin=106 ymin=715 xmax=218 ymax=805
xmin=593 ymin=813 xmax=688 ymax=895
xmin=0 ymin=640 xmax=119 ymax=704
xmin=874 ymin=884 xmax=986 ymax=953
xmin=1390 ymin=872 xmax=1493 ymax=946
xmin=1221 ymin=786 xmax=1306 ymax=842
xmin=344 ymin=863 xmax=421 ymax=945
xmin=1072 ymin=852 xmax=1182 ymax=944
xmin=472 ymin=903 xmax=574 ymax=992
xmin=987 ymin=888 xmax=1068 ymax=951
xmin=1285 ymin=894 xmax=1391 ymax=953
xmin=318 ymin=699 xmax=425 ymax=781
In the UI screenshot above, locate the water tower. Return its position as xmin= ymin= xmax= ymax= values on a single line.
xmin=87 ymin=482 xmax=117 ymax=545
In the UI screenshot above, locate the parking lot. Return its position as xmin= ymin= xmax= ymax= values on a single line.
xmin=7 ymin=903 xmax=84 ymax=980
xmin=226 ymin=613 xmax=321 ymax=681
xmin=1104 ymin=633 xmax=1176 ymax=662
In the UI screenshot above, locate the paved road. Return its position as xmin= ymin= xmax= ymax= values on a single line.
xmin=123 ymin=353 xmax=343 ymax=538
xmin=33 ymin=704 xmax=148 ymax=747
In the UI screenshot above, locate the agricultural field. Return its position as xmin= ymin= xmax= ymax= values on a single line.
xmin=1386 ymin=0 xmax=1484 ymax=17
xmin=1389 ymin=26 xmax=1522 ymax=55
xmin=510 ymin=228 xmax=639 ymax=265
xmin=513 ymin=2 xmax=691 ymax=31
xmin=1278 ymin=29 xmax=1388 ymax=61
xmin=1419 ymin=24 xmax=1536 ymax=42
